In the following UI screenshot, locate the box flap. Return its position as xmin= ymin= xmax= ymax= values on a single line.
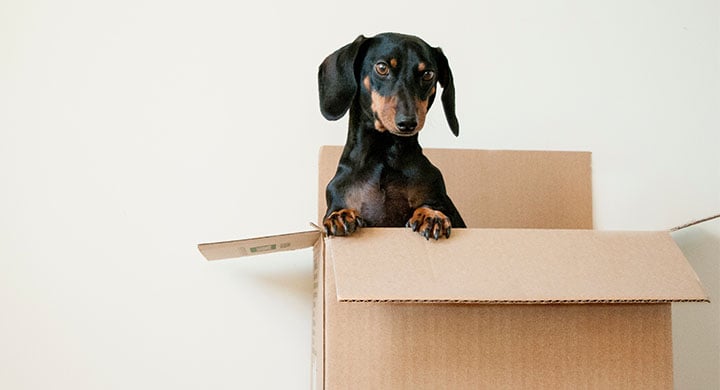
xmin=318 ymin=146 xmax=593 ymax=229
xmin=198 ymin=230 xmax=320 ymax=261
xmin=327 ymin=228 xmax=708 ymax=303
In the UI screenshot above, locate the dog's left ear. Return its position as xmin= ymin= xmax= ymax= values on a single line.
xmin=318 ymin=35 xmax=368 ymax=121
xmin=434 ymin=47 xmax=459 ymax=136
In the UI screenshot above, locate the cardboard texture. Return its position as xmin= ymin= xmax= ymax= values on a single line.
xmin=328 ymin=228 xmax=707 ymax=304
xmin=198 ymin=146 xmax=708 ymax=389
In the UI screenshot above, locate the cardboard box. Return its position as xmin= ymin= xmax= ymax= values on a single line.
xmin=199 ymin=146 xmax=708 ymax=389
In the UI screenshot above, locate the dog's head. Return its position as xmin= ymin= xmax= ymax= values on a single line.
xmin=318 ymin=32 xmax=458 ymax=137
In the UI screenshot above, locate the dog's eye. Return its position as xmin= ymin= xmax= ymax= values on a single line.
xmin=422 ymin=70 xmax=435 ymax=81
xmin=375 ymin=62 xmax=390 ymax=76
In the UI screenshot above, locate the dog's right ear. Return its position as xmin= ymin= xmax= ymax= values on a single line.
xmin=318 ymin=35 xmax=368 ymax=121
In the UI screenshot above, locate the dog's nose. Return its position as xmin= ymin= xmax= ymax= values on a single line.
xmin=396 ymin=117 xmax=417 ymax=132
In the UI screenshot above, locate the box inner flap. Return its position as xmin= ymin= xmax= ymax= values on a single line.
xmin=328 ymin=228 xmax=708 ymax=303
xmin=199 ymin=230 xmax=319 ymax=260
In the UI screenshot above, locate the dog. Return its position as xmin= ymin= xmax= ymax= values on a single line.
xmin=318 ymin=32 xmax=465 ymax=240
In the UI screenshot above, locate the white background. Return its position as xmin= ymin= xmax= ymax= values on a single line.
xmin=1 ymin=1 xmax=718 ymax=388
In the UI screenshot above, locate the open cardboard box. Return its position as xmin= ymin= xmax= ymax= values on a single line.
xmin=199 ymin=146 xmax=709 ymax=389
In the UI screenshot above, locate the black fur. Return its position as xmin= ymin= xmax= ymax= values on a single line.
xmin=318 ymin=33 xmax=465 ymax=240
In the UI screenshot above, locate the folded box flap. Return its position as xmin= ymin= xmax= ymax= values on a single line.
xmin=198 ymin=230 xmax=320 ymax=260
xmin=328 ymin=228 xmax=709 ymax=304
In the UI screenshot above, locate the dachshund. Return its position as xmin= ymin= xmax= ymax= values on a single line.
xmin=318 ymin=32 xmax=465 ymax=240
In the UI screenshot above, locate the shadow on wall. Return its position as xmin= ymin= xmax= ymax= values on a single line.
xmin=231 ymin=250 xmax=315 ymax=303
xmin=671 ymin=221 xmax=720 ymax=390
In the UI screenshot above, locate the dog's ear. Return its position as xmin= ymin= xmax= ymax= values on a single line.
xmin=434 ymin=47 xmax=459 ymax=136
xmin=318 ymin=35 xmax=368 ymax=121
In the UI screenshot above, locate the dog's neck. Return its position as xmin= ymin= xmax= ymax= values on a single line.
xmin=343 ymin=104 xmax=422 ymax=168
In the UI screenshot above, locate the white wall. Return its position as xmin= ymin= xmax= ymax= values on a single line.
xmin=1 ymin=1 xmax=717 ymax=388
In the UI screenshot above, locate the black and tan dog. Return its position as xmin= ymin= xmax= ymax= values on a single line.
xmin=318 ymin=32 xmax=465 ymax=240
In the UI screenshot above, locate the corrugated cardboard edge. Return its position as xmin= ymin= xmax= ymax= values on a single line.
xmin=311 ymin=234 xmax=325 ymax=390
xmin=336 ymin=298 xmax=708 ymax=304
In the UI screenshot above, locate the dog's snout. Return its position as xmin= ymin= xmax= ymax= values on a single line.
xmin=396 ymin=116 xmax=417 ymax=132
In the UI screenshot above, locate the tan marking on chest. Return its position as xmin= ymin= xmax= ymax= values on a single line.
xmin=344 ymin=182 xmax=385 ymax=212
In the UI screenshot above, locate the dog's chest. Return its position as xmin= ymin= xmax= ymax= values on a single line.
xmin=344 ymin=172 xmax=419 ymax=226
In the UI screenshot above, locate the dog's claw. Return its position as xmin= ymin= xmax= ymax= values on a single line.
xmin=407 ymin=220 xmax=414 ymax=231
xmin=323 ymin=208 xmax=363 ymax=237
xmin=407 ymin=207 xmax=452 ymax=240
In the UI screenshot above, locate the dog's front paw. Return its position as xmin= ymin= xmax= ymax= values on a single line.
xmin=406 ymin=206 xmax=452 ymax=240
xmin=323 ymin=208 xmax=365 ymax=236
